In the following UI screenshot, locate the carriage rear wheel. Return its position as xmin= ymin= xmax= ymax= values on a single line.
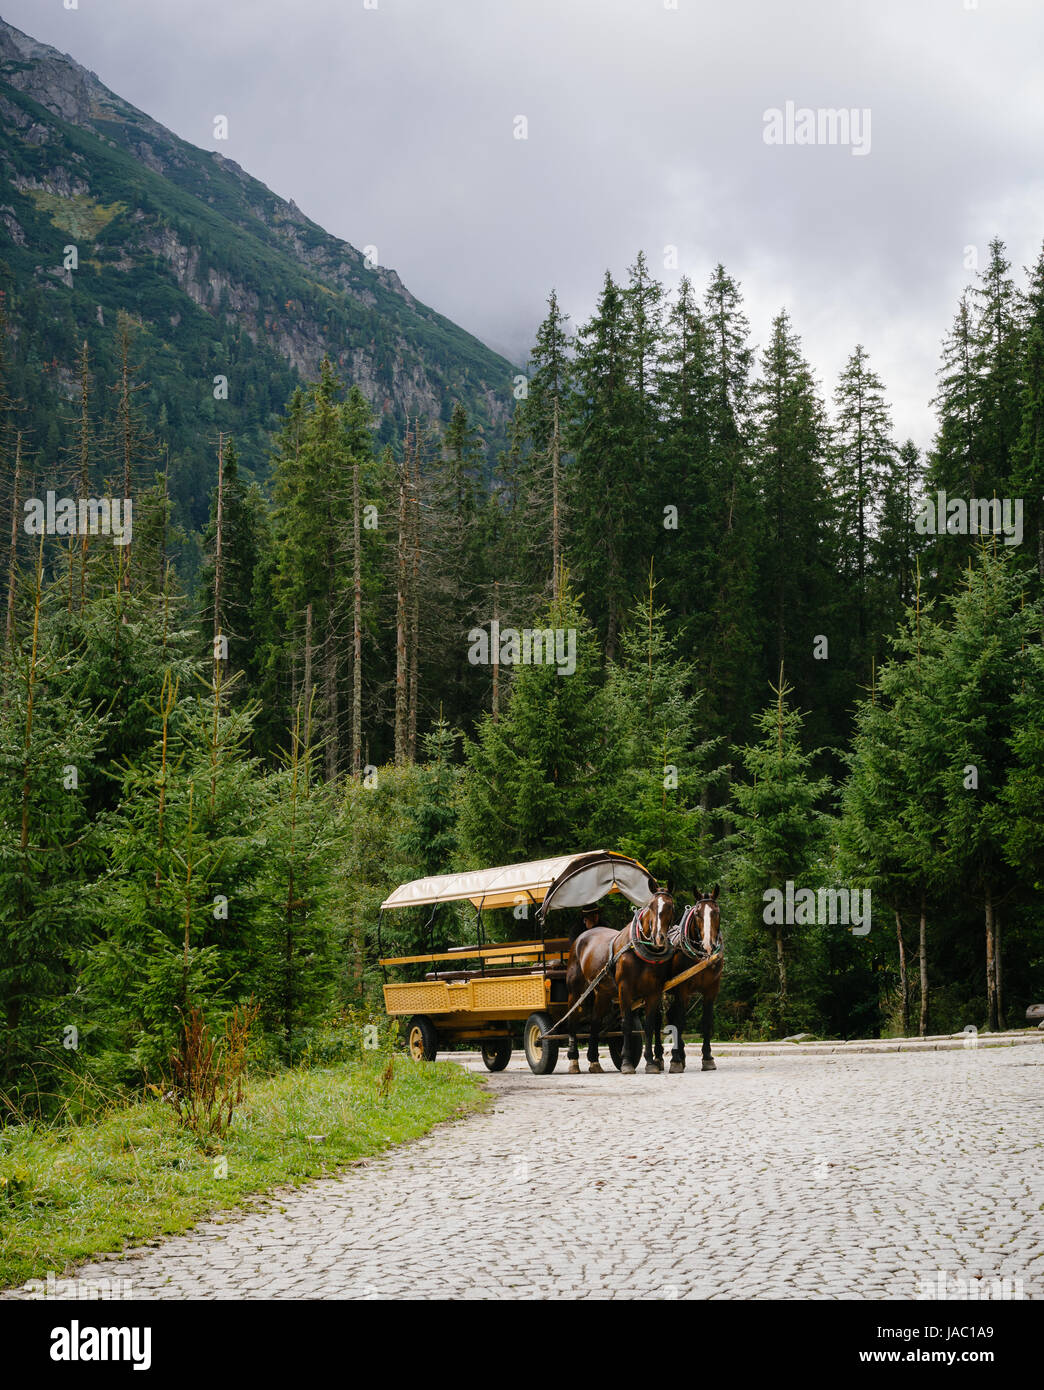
xmin=523 ymin=1012 xmax=559 ymax=1074
xmin=607 ymin=1035 xmax=625 ymax=1071
xmin=406 ymin=1015 xmax=438 ymax=1062
xmin=480 ymin=1037 xmax=512 ymax=1071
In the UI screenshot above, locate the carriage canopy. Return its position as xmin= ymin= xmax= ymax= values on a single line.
xmin=379 ymin=850 xmax=657 ymax=917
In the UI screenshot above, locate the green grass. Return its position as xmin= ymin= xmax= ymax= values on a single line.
xmin=0 ymin=1056 xmax=487 ymax=1290
xmin=24 ymin=189 xmax=126 ymax=239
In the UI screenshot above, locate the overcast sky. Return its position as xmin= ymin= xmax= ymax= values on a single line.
xmin=6 ymin=0 xmax=1044 ymax=448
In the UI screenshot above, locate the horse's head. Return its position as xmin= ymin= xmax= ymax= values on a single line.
xmin=691 ymin=885 xmax=722 ymax=957
xmin=636 ymin=889 xmax=675 ymax=951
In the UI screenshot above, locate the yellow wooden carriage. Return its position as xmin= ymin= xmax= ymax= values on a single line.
xmin=378 ymin=850 xmax=658 ymax=1073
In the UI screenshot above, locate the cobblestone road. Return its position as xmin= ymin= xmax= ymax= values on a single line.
xmin=11 ymin=1045 xmax=1043 ymax=1300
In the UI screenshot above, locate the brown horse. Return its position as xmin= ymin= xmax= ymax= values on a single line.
xmin=658 ymin=887 xmax=723 ymax=1072
xmin=565 ymin=891 xmax=675 ymax=1075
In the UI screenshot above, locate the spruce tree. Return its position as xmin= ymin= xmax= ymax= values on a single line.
xmin=971 ymin=238 xmax=1023 ymax=499
xmin=931 ymin=293 xmax=979 ymax=496
xmin=104 ymin=311 xmax=157 ymax=591
xmin=839 ymin=579 xmax=951 ymax=1035
xmin=404 ymin=406 xmax=495 ymax=746
xmin=594 ymin=578 xmax=724 ymax=888
xmin=512 ymin=289 xmax=572 ymax=598
xmin=933 ymin=552 xmax=1036 ymax=1030
xmin=342 ymin=386 xmax=376 ymax=773
xmin=271 ymin=359 xmax=355 ymax=779
xmin=728 ymin=673 xmax=832 ymax=1034
xmin=697 ymin=264 xmax=761 ymax=747
xmin=0 ymin=557 xmax=104 ymax=1099
xmin=830 ymin=345 xmax=896 ymax=656
xmin=929 ymin=243 xmax=1026 ymax=592
xmin=875 ymin=439 xmax=925 ymax=632
xmin=85 ymin=669 xmax=272 ymax=1081
xmin=1002 ymin=640 xmax=1044 ymax=884
xmin=459 ymin=580 xmax=606 ymax=866
xmin=197 ymin=437 xmax=273 ymax=698
xmin=623 ymin=250 xmax=664 ymax=481
xmin=928 ymin=293 xmax=981 ymax=593
xmin=751 ymin=309 xmax=833 ymax=710
xmin=398 ymin=717 xmax=461 ymax=880
xmin=569 ymin=271 xmax=643 ymax=658
xmin=1012 ymin=243 xmax=1044 ymax=581
xmin=252 ymin=696 xmax=342 ymax=1062
xmin=655 ymin=276 xmax=713 ymax=628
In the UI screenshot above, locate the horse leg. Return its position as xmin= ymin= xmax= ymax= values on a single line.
xmin=618 ymin=980 xmax=636 ymax=1075
xmin=567 ymin=1024 xmax=580 ymax=1074
xmin=564 ymin=959 xmax=582 ymax=1073
xmin=643 ymin=992 xmax=662 ymax=1074
xmin=701 ymin=994 xmax=716 ymax=1071
xmin=564 ymin=993 xmax=580 ymax=1072
xmin=653 ymin=1007 xmax=663 ymax=1068
xmin=669 ymin=990 xmax=686 ymax=1073
xmin=587 ymin=994 xmax=606 ymax=1073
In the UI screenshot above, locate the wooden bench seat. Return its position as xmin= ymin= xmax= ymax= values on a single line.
xmin=424 ymin=964 xmax=566 ymax=982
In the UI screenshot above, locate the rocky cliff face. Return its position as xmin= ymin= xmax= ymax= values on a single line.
xmin=0 ymin=15 xmax=514 ymax=470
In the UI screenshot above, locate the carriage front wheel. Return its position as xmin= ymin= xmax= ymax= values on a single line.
xmin=406 ymin=1015 xmax=438 ymax=1061
xmin=480 ymin=1037 xmax=512 ymax=1071
xmin=607 ymin=1035 xmax=625 ymax=1071
xmin=523 ymin=1012 xmax=559 ymax=1074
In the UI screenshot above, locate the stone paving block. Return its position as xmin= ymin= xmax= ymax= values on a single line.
xmin=3 ymin=1047 xmax=1041 ymax=1301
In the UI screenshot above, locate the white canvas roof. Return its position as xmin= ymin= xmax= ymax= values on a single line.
xmin=379 ymin=850 xmax=656 ymax=913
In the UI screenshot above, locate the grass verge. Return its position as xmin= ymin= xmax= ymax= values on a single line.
xmin=0 ymin=1056 xmax=487 ymax=1290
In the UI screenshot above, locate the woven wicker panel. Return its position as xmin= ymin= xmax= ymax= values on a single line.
xmin=469 ymin=976 xmax=545 ymax=1011
xmin=383 ymin=981 xmax=452 ymax=1015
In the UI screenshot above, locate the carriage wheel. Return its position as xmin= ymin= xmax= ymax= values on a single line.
xmin=607 ymin=1035 xmax=625 ymax=1071
xmin=523 ymin=1012 xmax=559 ymax=1074
xmin=406 ymin=1015 xmax=438 ymax=1062
xmin=480 ymin=1037 xmax=512 ymax=1072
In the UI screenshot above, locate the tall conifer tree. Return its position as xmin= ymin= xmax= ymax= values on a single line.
xmin=831 ymin=344 xmax=895 ymax=657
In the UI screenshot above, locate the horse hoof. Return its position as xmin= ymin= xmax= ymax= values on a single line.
xmin=645 ymin=1061 xmax=662 ymax=1074
xmin=588 ymin=1062 xmax=604 ymax=1074
xmin=702 ymin=1058 xmax=716 ymax=1071
xmin=621 ymin=1062 xmax=636 ymax=1075
xmin=568 ymin=1059 xmax=580 ymax=1074
xmin=669 ymin=1060 xmax=685 ymax=1074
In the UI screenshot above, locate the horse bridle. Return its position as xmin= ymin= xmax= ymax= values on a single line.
xmin=672 ymin=897 xmax=724 ymax=962
xmin=627 ymin=894 xmax=674 ymax=964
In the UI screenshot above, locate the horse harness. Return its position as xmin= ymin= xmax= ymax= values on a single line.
xmin=626 ymin=903 xmax=674 ymax=965
xmin=550 ymin=895 xmax=722 ymax=1039
xmin=546 ymin=896 xmax=705 ymax=1039
xmin=670 ymin=902 xmax=724 ymax=964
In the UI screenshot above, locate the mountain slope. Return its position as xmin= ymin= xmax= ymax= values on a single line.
xmin=0 ymin=15 xmax=514 ymax=527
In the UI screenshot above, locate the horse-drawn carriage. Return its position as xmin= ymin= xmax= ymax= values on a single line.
xmin=377 ymin=850 xmax=723 ymax=1074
